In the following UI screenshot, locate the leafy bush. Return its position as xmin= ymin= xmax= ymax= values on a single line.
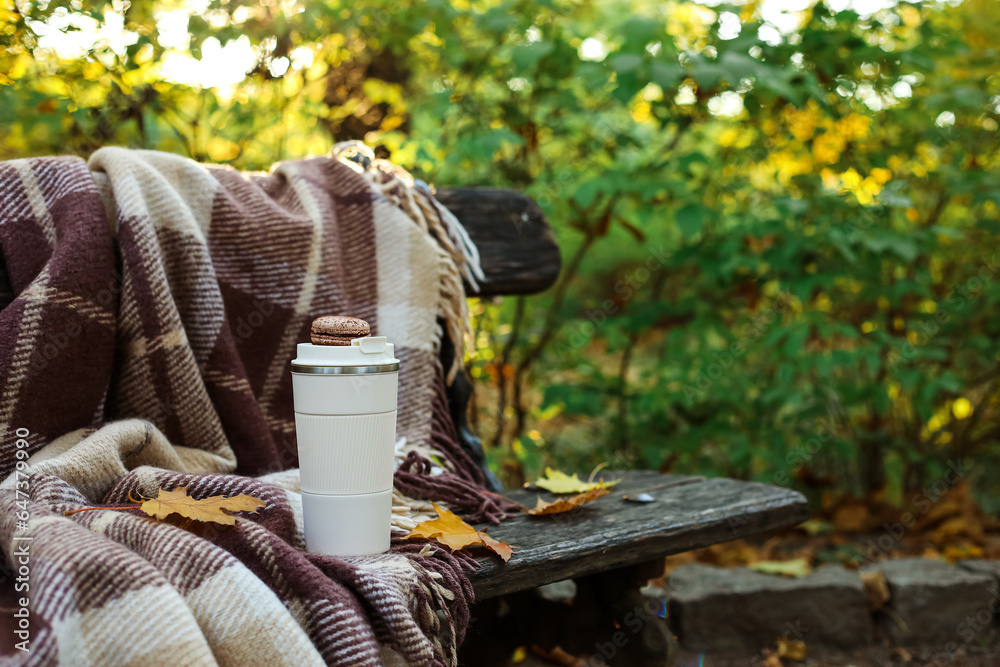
xmin=2 ymin=0 xmax=998 ymax=505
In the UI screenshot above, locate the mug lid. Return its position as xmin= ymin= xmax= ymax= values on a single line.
xmin=291 ymin=336 xmax=399 ymax=374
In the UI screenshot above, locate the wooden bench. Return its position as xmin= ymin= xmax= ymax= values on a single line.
xmin=435 ymin=189 xmax=809 ymax=666
xmin=0 ymin=185 xmax=809 ymax=666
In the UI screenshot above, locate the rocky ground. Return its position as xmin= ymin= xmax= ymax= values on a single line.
xmin=496 ymin=483 xmax=1000 ymax=667
xmin=500 ymin=557 xmax=1000 ymax=667
xmin=508 ymin=638 xmax=1000 ymax=667
xmin=672 ymin=644 xmax=1000 ymax=667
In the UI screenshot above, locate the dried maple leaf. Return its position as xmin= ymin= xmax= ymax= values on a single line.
xmin=408 ymin=503 xmax=482 ymax=550
xmin=65 ymin=486 xmax=266 ymax=526
xmin=532 ymin=467 xmax=620 ymax=494
xmin=478 ymin=531 xmax=514 ymax=562
xmin=524 ymin=487 xmax=611 ymax=515
xmin=406 ymin=502 xmax=513 ymax=562
xmin=139 ymin=486 xmax=266 ymax=525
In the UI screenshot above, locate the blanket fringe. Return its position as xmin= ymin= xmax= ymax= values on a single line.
xmin=394 ymin=452 xmax=518 ymax=525
xmin=332 ymin=142 xmax=479 ymax=384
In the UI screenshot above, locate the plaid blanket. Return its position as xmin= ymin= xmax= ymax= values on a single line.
xmin=0 ymin=146 xmax=511 ymax=665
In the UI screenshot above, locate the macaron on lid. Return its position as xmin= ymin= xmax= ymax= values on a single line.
xmin=293 ymin=315 xmax=399 ymax=370
xmin=310 ymin=315 xmax=371 ymax=346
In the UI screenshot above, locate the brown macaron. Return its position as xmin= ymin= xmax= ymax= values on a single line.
xmin=310 ymin=316 xmax=370 ymax=346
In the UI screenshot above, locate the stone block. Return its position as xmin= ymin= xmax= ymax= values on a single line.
xmin=869 ymin=558 xmax=997 ymax=648
xmin=667 ymin=564 xmax=872 ymax=657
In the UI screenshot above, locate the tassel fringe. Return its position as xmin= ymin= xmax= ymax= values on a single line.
xmin=331 ymin=142 xmax=479 ymax=383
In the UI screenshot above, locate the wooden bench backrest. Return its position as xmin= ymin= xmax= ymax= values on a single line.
xmin=0 ymin=186 xmax=559 ymax=491
xmin=0 ymin=186 xmax=559 ymax=308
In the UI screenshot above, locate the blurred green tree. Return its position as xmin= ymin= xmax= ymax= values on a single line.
xmin=1 ymin=0 xmax=997 ymax=505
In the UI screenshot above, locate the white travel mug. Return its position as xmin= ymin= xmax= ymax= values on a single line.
xmin=291 ymin=334 xmax=399 ymax=556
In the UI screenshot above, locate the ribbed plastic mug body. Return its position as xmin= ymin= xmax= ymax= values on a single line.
xmin=291 ymin=337 xmax=399 ymax=556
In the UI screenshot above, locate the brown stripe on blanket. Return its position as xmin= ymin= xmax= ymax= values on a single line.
xmin=0 ymin=158 xmax=117 ymax=472
xmin=0 ymin=147 xmax=514 ymax=666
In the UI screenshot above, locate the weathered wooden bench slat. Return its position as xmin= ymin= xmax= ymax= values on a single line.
xmin=435 ymin=187 xmax=561 ymax=297
xmin=470 ymin=471 xmax=809 ymax=599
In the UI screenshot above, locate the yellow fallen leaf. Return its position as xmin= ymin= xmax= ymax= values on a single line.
xmin=524 ymin=487 xmax=611 ymax=515
xmin=406 ymin=503 xmax=514 ymax=562
xmin=748 ymin=558 xmax=812 ymax=578
xmin=532 ymin=467 xmax=620 ymax=494
xmin=943 ymin=543 xmax=984 ymax=561
xmin=796 ymin=519 xmax=834 ymax=536
xmin=776 ymin=638 xmax=806 ymax=660
xmin=65 ymin=486 xmax=267 ymax=526
xmin=408 ymin=502 xmax=482 ymax=549
xmin=139 ymin=486 xmax=266 ymax=525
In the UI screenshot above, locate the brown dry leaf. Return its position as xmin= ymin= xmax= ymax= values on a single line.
xmin=478 ymin=531 xmax=514 ymax=562
xmin=529 ymin=645 xmax=586 ymax=666
xmin=917 ymin=481 xmax=979 ymax=533
xmin=140 ymin=486 xmax=266 ymax=525
xmin=406 ymin=502 xmax=513 ymax=562
xmin=832 ymin=501 xmax=871 ymax=533
xmin=891 ymin=646 xmax=913 ymax=662
xmin=760 ymin=648 xmax=783 ymax=667
xmin=663 ymin=550 xmax=700 ymax=577
xmin=861 ymin=570 xmax=890 ymax=612
xmin=930 ymin=515 xmax=985 ymax=546
xmin=775 ymin=637 xmax=806 ymax=660
xmin=918 ymin=499 xmax=965 ymax=530
xmin=982 ymin=536 xmax=1000 ymax=560
xmin=524 ymin=487 xmax=611 ymax=515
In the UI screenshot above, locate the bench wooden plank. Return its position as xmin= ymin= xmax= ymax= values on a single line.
xmin=435 ymin=187 xmax=560 ymax=297
xmin=469 ymin=471 xmax=809 ymax=599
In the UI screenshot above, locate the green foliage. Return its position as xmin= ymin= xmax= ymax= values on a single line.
xmin=2 ymin=0 xmax=999 ymax=504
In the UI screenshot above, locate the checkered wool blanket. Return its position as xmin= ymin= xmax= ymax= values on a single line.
xmin=0 ymin=146 xmax=512 ymax=665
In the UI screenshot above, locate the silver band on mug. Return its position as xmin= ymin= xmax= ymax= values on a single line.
xmin=291 ymin=362 xmax=400 ymax=375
